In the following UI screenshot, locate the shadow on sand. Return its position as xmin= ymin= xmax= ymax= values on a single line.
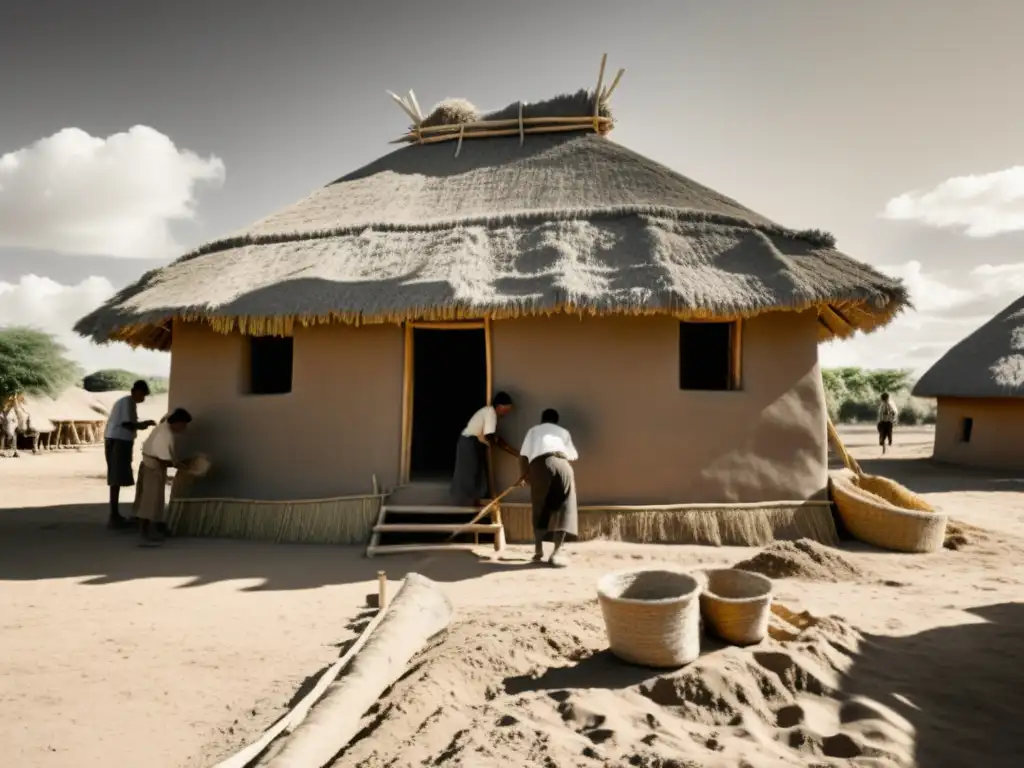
xmin=0 ymin=503 xmax=540 ymax=591
xmin=842 ymin=601 xmax=1024 ymax=767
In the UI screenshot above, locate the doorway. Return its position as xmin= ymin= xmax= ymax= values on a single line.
xmin=408 ymin=326 xmax=488 ymax=481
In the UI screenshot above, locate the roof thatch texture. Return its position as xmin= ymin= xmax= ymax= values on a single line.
xmin=74 ymin=90 xmax=908 ymax=351
xmin=913 ymin=295 xmax=1024 ymax=399
xmin=21 ymin=387 xmax=108 ymax=431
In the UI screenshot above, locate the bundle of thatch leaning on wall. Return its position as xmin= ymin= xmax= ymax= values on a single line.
xmin=75 ymin=55 xmax=909 ymax=548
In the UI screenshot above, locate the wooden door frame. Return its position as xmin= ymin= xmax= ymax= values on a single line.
xmin=399 ymin=319 xmax=494 ymax=485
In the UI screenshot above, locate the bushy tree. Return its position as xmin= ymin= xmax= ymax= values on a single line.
xmin=82 ymin=369 xmax=168 ymax=394
xmin=82 ymin=368 xmax=137 ymax=392
xmin=0 ymin=327 xmax=81 ymax=403
xmin=821 ymin=366 xmax=931 ymax=424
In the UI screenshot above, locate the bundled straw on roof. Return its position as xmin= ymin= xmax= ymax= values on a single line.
xmin=74 ymin=58 xmax=908 ymax=352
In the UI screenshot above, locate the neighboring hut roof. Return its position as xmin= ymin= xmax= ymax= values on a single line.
xmin=913 ymin=295 xmax=1024 ymax=399
xmin=74 ymin=64 xmax=908 ymax=352
xmin=21 ymin=387 xmax=108 ymax=431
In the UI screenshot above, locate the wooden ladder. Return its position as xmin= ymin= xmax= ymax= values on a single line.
xmin=366 ymin=503 xmax=506 ymax=558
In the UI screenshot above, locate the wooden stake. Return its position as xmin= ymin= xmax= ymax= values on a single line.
xmin=406 ymin=89 xmax=423 ymax=123
xmin=593 ymin=53 xmax=607 ymax=130
xmin=387 ymin=90 xmax=420 ymax=126
xmin=602 ymin=67 xmax=626 ymax=102
xmin=377 ymin=571 xmax=388 ymax=609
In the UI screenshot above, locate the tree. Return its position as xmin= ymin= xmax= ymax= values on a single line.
xmin=0 ymin=327 xmax=81 ymax=404
xmin=865 ymin=369 xmax=912 ymax=396
xmin=82 ymin=369 xmax=168 ymax=393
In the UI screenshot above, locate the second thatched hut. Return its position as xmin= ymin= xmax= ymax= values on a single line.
xmin=913 ymin=294 xmax=1024 ymax=471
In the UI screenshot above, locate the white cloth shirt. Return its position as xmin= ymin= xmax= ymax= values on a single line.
xmin=104 ymin=395 xmax=138 ymax=442
xmin=519 ymin=422 xmax=578 ymax=464
xmin=141 ymin=421 xmax=175 ymax=462
xmin=461 ymin=405 xmax=498 ymax=443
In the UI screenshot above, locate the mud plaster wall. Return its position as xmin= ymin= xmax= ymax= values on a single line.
xmin=168 ymin=310 xmax=827 ymax=504
xmin=168 ymin=320 xmax=403 ymax=500
xmin=489 ymin=312 xmax=828 ymax=505
xmin=933 ymin=397 xmax=1024 ymax=472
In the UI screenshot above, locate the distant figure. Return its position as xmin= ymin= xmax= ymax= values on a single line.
xmin=877 ymin=392 xmax=898 ymax=454
xmin=518 ymin=408 xmax=579 ymax=568
xmin=0 ymin=402 xmax=17 ymax=457
xmin=134 ymin=408 xmax=192 ymax=547
xmin=103 ymin=380 xmax=156 ymax=529
xmin=451 ymin=391 xmax=517 ymax=506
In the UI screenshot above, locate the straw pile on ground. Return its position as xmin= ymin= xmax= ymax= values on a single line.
xmin=333 ymin=600 xmax=912 ymax=767
xmin=731 ymin=539 xmax=867 ymax=582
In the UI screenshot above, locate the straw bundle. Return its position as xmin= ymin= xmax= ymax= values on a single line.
xmin=826 ymin=416 xmax=945 ymax=552
xmin=167 ymin=495 xmax=381 ymax=544
xmin=183 ymin=453 xmax=211 ymax=477
xmin=501 ymin=501 xmax=838 ymax=547
xmin=698 ymin=569 xmax=773 ymax=646
xmin=597 ymin=569 xmax=702 ymax=668
xmin=830 ymin=475 xmax=947 ymax=553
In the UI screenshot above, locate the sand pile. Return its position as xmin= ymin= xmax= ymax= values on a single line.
xmin=731 ymin=539 xmax=866 ymax=582
xmin=334 ymin=600 xmax=912 ymax=767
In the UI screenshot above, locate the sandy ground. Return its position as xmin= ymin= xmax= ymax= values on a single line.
xmin=1 ymin=426 xmax=1023 ymax=767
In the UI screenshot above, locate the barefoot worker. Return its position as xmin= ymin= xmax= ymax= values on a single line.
xmin=877 ymin=392 xmax=898 ymax=455
xmin=519 ymin=408 xmax=579 ymax=568
xmin=451 ymin=391 xmax=517 ymax=506
xmin=133 ymin=407 xmax=192 ymax=546
xmin=103 ymin=380 xmax=156 ymax=529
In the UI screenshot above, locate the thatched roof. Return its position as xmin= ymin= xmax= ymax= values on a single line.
xmin=913 ymin=295 xmax=1024 ymax=399
xmin=74 ymin=87 xmax=908 ymax=351
xmin=21 ymin=387 xmax=108 ymax=431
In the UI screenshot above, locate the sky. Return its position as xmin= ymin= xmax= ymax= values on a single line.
xmin=2 ymin=0 xmax=1023 ymax=378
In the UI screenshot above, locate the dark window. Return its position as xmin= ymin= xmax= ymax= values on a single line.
xmin=679 ymin=321 xmax=737 ymax=391
xmin=960 ymin=417 xmax=973 ymax=443
xmin=248 ymin=336 xmax=293 ymax=395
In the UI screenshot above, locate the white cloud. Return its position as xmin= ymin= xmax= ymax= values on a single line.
xmin=821 ymin=259 xmax=1024 ymax=374
xmin=0 ymin=274 xmax=169 ymax=376
xmin=876 ymin=260 xmax=973 ymax=313
xmin=881 ymin=166 xmax=1024 ymax=237
xmin=0 ymin=126 xmax=224 ymax=258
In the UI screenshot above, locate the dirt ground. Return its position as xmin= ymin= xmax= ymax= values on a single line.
xmin=1 ymin=425 xmax=1022 ymax=767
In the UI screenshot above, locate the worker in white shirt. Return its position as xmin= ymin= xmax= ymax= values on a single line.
xmin=518 ymin=408 xmax=579 ymax=568
xmin=103 ymin=380 xmax=156 ymax=529
xmin=133 ymin=407 xmax=192 ymax=546
xmin=451 ymin=391 xmax=518 ymax=506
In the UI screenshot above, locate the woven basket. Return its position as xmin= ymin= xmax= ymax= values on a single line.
xmin=596 ymin=569 xmax=702 ymax=668
xmin=831 ymin=474 xmax=947 ymax=553
xmin=699 ymin=569 xmax=773 ymax=646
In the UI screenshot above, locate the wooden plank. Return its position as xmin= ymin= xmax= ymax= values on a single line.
xmin=382 ymin=504 xmax=487 ymax=514
xmin=409 ymin=321 xmax=485 ymax=330
xmin=211 ymin=595 xmax=392 ymax=768
xmin=485 ymin=316 xmax=496 ymax=498
xmin=731 ymin=319 xmax=744 ymax=391
xmin=373 ymin=523 xmax=502 ymax=533
xmin=399 ymin=323 xmax=413 ymax=484
xmin=366 ymin=543 xmax=480 ymax=557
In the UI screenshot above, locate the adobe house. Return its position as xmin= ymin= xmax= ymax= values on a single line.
xmin=75 ymin=66 xmax=907 ymax=546
xmin=913 ymin=294 xmax=1024 ymax=472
